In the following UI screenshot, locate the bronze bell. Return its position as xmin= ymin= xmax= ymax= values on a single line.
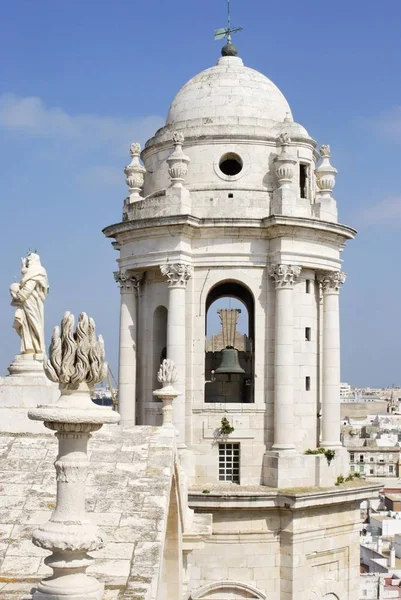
xmin=215 ymin=346 xmax=245 ymax=375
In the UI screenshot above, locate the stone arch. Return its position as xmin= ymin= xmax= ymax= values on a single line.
xmin=309 ymin=580 xmax=342 ymax=600
xmin=190 ymin=580 xmax=266 ymax=600
xmin=205 ymin=280 xmax=255 ymax=403
xmin=152 ymin=305 xmax=168 ymax=393
xmin=206 ymin=280 xmax=255 ymax=340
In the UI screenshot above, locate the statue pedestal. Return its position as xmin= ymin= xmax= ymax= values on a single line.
xmin=0 ymin=354 xmax=58 ymax=433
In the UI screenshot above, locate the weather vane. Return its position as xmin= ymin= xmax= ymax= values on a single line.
xmin=214 ymin=0 xmax=243 ymax=45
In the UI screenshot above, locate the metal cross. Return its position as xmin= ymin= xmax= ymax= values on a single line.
xmin=214 ymin=0 xmax=243 ymax=44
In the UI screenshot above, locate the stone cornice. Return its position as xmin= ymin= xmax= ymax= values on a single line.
xmin=188 ymin=482 xmax=382 ymax=511
xmin=103 ymin=214 xmax=357 ymax=244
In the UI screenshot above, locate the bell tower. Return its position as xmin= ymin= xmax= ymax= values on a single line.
xmin=104 ymin=42 xmax=380 ymax=600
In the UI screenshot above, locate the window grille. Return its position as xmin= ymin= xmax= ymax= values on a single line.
xmin=219 ymin=443 xmax=240 ymax=484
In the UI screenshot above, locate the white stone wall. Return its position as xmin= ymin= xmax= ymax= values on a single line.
xmin=188 ymin=492 xmax=367 ymax=600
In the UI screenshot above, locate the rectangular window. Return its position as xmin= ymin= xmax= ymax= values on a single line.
xmin=370 ymin=469 xmax=374 ymax=475
xmin=305 ymin=279 xmax=311 ymax=294
xmin=219 ymin=443 xmax=240 ymax=484
xmin=390 ymin=465 xmax=394 ymax=474
xmin=305 ymin=376 xmax=311 ymax=391
xmin=370 ymin=457 xmax=374 ymax=462
xmin=299 ymin=163 xmax=309 ymax=199
xmin=305 ymin=327 xmax=311 ymax=341
xmin=350 ymin=453 xmax=355 ymax=462
xmin=350 ymin=465 xmax=355 ymax=472
xmin=359 ymin=464 xmax=365 ymax=473
xmin=359 ymin=455 xmax=364 ymax=463
xmin=389 ymin=454 xmax=394 ymax=462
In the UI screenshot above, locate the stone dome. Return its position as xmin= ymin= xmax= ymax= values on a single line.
xmin=166 ymin=55 xmax=292 ymax=126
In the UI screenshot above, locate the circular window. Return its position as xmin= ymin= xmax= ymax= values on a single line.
xmin=219 ymin=153 xmax=243 ymax=177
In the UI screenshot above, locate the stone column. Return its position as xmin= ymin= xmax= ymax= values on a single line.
xmin=319 ymin=271 xmax=345 ymax=448
xmin=114 ymin=270 xmax=143 ymax=425
xmin=268 ymin=264 xmax=301 ymax=451
xmin=160 ymin=264 xmax=193 ymax=446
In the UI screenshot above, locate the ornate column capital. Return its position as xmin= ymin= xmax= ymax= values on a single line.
xmin=160 ymin=263 xmax=193 ymax=288
xmin=268 ymin=264 xmax=302 ymax=289
xmin=318 ymin=270 xmax=346 ymax=294
xmin=114 ymin=270 xmax=143 ymax=295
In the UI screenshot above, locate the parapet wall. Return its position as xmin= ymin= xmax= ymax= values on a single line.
xmin=0 ymin=425 xmax=177 ymax=599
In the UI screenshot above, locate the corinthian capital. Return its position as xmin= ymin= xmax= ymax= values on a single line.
xmin=319 ymin=271 xmax=346 ymax=294
xmin=160 ymin=263 xmax=193 ymax=288
xmin=114 ymin=271 xmax=143 ymax=294
xmin=268 ymin=264 xmax=302 ymax=289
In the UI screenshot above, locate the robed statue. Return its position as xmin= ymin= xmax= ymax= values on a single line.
xmin=10 ymin=253 xmax=49 ymax=356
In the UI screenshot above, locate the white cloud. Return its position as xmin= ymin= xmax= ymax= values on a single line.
xmin=360 ymin=196 xmax=401 ymax=226
xmin=0 ymin=93 xmax=164 ymax=153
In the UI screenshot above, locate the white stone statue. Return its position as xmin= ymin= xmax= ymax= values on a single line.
xmin=10 ymin=252 xmax=49 ymax=356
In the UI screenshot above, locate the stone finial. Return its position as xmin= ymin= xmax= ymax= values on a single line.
xmin=157 ymin=358 xmax=178 ymax=388
xmin=274 ymin=134 xmax=296 ymax=188
xmin=320 ymin=144 xmax=331 ymax=158
xmin=44 ymin=312 xmax=107 ymax=386
xmin=167 ymin=131 xmax=190 ymax=188
xmin=278 ymin=132 xmax=291 ymax=146
xmin=124 ymin=142 xmax=146 ymax=203
xmin=153 ymin=359 xmax=181 ymax=426
xmin=28 ymin=313 xmax=119 ymax=599
xmin=316 ymin=144 xmax=337 ymax=197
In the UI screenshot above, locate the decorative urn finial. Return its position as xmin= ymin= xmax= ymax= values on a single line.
xmin=28 ymin=312 xmax=120 ymax=600
xmin=153 ymin=359 xmax=182 ymax=426
xmin=167 ymin=132 xmax=191 ymax=188
xmin=124 ymin=142 xmax=146 ymax=204
xmin=316 ymin=144 xmax=337 ymax=198
xmin=274 ymin=133 xmax=297 ymax=188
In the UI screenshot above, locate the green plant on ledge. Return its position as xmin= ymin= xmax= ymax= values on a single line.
xmin=324 ymin=449 xmax=336 ymax=465
xmin=218 ymin=417 xmax=235 ymax=436
xmin=336 ymin=471 xmax=361 ymax=486
xmin=304 ymin=447 xmax=336 ymax=466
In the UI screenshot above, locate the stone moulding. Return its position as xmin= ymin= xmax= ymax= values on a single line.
xmin=190 ymin=580 xmax=267 ymax=600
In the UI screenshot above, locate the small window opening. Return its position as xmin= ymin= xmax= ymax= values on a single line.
xmin=219 ymin=153 xmax=243 ymax=177
xmin=219 ymin=443 xmax=240 ymax=483
xmin=299 ymin=163 xmax=309 ymax=199
xmin=228 ymin=193 xmax=234 ymax=198
xmin=305 ymin=279 xmax=311 ymax=294
xmin=305 ymin=376 xmax=311 ymax=391
xmin=305 ymin=327 xmax=311 ymax=341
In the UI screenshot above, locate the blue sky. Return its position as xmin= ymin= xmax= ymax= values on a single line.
xmin=0 ymin=0 xmax=400 ymax=387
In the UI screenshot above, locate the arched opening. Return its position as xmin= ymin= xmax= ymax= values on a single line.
xmin=190 ymin=580 xmax=266 ymax=600
xmin=153 ymin=306 xmax=168 ymax=396
xmin=205 ymin=281 xmax=254 ymax=403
